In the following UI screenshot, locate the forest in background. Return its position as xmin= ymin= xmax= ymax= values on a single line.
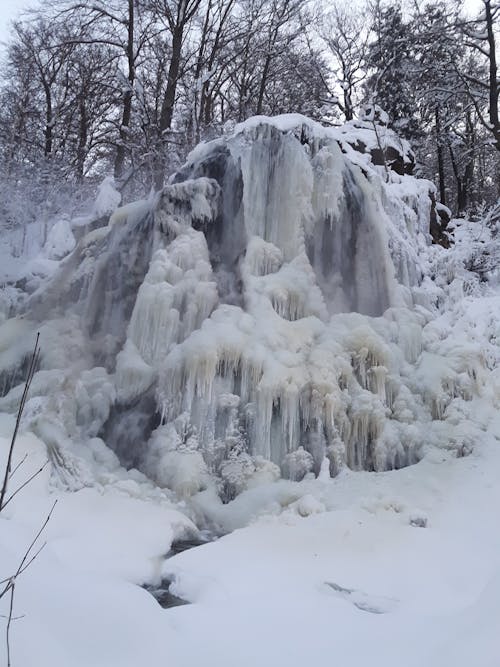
xmin=0 ymin=0 xmax=498 ymax=242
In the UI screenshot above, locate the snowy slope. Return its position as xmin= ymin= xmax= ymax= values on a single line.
xmin=1 ymin=404 xmax=500 ymax=666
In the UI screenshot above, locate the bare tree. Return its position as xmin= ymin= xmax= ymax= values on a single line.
xmin=315 ymin=2 xmax=371 ymax=122
xmin=254 ymin=0 xmax=303 ymax=115
xmin=8 ymin=18 xmax=76 ymax=160
xmin=152 ymin=0 xmax=204 ymax=189
xmin=457 ymin=0 xmax=499 ymax=152
xmin=190 ymin=0 xmax=237 ymax=142
xmin=52 ymin=0 xmax=161 ymax=182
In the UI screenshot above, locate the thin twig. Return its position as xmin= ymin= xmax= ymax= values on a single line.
xmin=0 ymin=579 xmax=13 ymax=602
xmin=17 ymin=542 xmax=48 ymax=579
xmin=0 ymin=503 xmax=53 ymax=666
xmin=0 ymin=333 xmax=40 ymax=511
xmin=6 ymin=584 xmax=14 ymax=667
xmin=8 ymin=455 xmax=28 ymax=480
xmin=0 ymin=500 xmax=57 ymax=600
xmin=14 ymin=501 xmax=57 ymax=578
xmin=1 ymin=462 xmax=50 ymax=511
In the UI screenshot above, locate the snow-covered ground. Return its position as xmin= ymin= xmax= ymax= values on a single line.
xmin=1 ymin=400 xmax=500 ymax=666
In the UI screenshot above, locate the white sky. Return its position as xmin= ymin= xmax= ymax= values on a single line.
xmin=0 ymin=0 xmax=31 ymax=47
xmin=0 ymin=0 xmax=487 ymax=50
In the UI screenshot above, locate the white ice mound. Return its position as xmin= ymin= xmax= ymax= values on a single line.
xmin=1 ymin=115 xmax=490 ymax=498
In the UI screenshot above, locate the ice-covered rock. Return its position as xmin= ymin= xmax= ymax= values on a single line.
xmin=0 ymin=114 xmax=494 ymax=499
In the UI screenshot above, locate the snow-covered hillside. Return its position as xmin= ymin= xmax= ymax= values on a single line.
xmin=1 ymin=115 xmax=499 ymax=667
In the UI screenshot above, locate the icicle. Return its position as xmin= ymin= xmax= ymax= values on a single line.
xmin=231 ymin=123 xmax=314 ymax=261
xmin=369 ymin=365 xmax=388 ymax=402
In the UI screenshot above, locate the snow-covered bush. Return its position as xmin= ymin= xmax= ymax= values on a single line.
xmin=143 ymin=419 xmax=210 ymax=498
xmin=219 ymin=449 xmax=256 ymax=501
xmin=281 ymin=447 xmax=315 ymax=481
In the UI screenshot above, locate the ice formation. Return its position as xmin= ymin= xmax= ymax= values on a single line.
xmin=0 ymin=114 xmax=493 ymax=499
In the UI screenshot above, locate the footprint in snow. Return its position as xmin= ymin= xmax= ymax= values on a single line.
xmin=324 ymin=581 xmax=398 ymax=614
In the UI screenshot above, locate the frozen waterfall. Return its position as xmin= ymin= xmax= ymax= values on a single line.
xmin=0 ymin=114 xmax=483 ymax=500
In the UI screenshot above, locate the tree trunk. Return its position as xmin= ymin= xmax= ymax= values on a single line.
xmin=193 ymin=0 xmax=212 ymax=143
xmin=114 ymin=0 xmax=135 ymax=180
xmin=256 ymin=53 xmax=272 ymax=115
xmin=460 ymin=112 xmax=475 ymax=212
xmin=343 ymin=90 xmax=354 ymax=122
xmin=485 ymin=0 xmax=499 ymax=151
xmin=43 ymin=82 xmax=53 ymax=157
xmin=155 ymin=25 xmax=184 ymax=190
xmin=447 ymin=142 xmax=462 ymax=215
xmin=435 ymin=106 xmax=446 ymax=206
xmin=76 ymin=94 xmax=88 ymax=179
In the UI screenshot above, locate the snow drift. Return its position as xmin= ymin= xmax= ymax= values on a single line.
xmin=0 ymin=114 xmax=490 ymax=499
